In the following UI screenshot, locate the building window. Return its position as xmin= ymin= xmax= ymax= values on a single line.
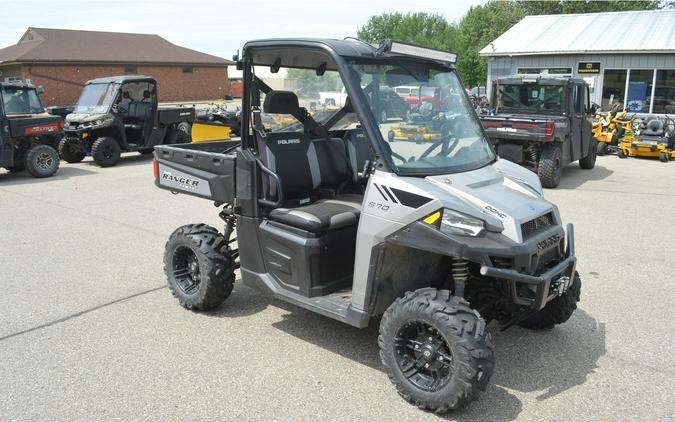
xmin=125 ymin=66 xmax=137 ymax=74
xmin=651 ymin=69 xmax=675 ymax=114
xmin=626 ymin=69 xmax=653 ymax=112
xmin=182 ymin=67 xmax=193 ymax=74
xmin=601 ymin=69 xmax=627 ymax=110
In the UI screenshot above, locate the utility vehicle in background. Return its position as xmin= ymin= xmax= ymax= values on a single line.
xmin=154 ymin=39 xmax=581 ymax=412
xmin=480 ymin=76 xmax=598 ymax=188
xmin=0 ymin=81 xmax=63 ymax=178
xmin=60 ymin=76 xmax=195 ymax=167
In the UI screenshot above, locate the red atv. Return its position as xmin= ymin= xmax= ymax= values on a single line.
xmin=0 ymin=82 xmax=63 ymax=178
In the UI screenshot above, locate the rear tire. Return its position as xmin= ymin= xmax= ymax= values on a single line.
xmin=25 ymin=144 xmax=60 ymax=178
xmin=91 ymin=137 xmax=121 ymax=167
xmin=579 ymin=140 xmax=598 ymax=169
xmin=617 ymin=148 xmax=627 ymax=158
xmin=538 ymin=143 xmax=563 ymax=188
xmin=519 ymin=272 xmax=581 ymax=330
xmin=58 ymin=138 xmax=86 ymax=163
xmin=164 ymin=224 xmax=235 ymax=311
xmin=379 ymin=288 xmax=494 ymax=412
xmin=659 ymin=152 xmax=669 ymax=163
xmin=596 ymin=142 xmax=608 ymax=156
xmin=165 ymin=128 xmax=191 ymax=144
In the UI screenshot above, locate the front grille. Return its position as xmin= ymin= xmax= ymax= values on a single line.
xmin=521 ymin=212 xmax=554 ymax=240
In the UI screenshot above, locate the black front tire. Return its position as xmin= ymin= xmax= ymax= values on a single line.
xmin=659 ymin=152 xmax=669 ymax=163
xmin=58 ymin=138 xmax=86 ymax=163
xmin=538 ymin=143 xmax=563 ymax=188
xmin=379 ymin=288 xmax=494 ymax=413
xmin=164 ymin=224 xmax=235 ymax=311
xmin=596 ymin=142 xmax=608 ymax=156
xmin=617 ymin=148 xmax=627 ymax=158
xmin=91 ymin=137 xmax=121 ymax=167
xmin=579 ymin=140 xmax=598 ymax=169
xmin=519 ymin=272 xmax=581 ymax=330
xmin=138 ymin=148 xmax=154 ymax=155
xmin=25 ymin=144 xmax=60 ymax=178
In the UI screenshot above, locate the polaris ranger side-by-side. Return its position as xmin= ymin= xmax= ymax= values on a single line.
xmin=480 ymin=76 xmax=598 ymax=188
xmin=60 ymin=76 xmax=195 ymax=167
xmin=0 ymin=82 xmax=63 ymax=178
xmin=153 ymin=39 xmax=581 ymax=412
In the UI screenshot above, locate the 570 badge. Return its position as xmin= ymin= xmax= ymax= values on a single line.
xmin=368 ymin=202 xmax=390 ymax=212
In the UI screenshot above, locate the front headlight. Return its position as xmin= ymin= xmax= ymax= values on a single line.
xmin=440 ymin=209 xmax=485 ymax=237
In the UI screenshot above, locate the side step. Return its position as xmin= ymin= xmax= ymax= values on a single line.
xmin=240 ymin=269 xmax=370 ymax=328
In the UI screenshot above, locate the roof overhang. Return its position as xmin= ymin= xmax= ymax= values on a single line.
xmin=481 ymin=49 xmax=675 ymax=57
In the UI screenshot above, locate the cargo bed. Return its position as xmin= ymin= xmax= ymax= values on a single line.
xmin=154 ymin=140 xmax=240 ymax=203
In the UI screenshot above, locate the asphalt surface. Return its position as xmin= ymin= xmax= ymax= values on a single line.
xmin=0 ymin=153 xmax=673 ymax=421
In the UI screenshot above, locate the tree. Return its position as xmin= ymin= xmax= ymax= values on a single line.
xmin=357 ymin=12 xmax=458 ymax=52
xmin=357 ymin=2 xmax=670 ymax=89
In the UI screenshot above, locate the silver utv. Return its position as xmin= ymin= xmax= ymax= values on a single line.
xmin=154 ymin=38 xmax=580 ymax=412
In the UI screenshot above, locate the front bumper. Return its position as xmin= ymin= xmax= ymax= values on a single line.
xmin=479 ymin=224 xmax=576 ymax=310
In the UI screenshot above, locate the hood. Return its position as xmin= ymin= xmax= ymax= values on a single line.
xmin=65 ymin=113 xmax=113 ymax=123
xmin=423 ymin=159 xmax=557 ymax=243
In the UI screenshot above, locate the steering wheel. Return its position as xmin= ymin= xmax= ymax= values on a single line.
xmin=419 ymin=129 xmax=460 ymax=160
xmin=390 ymin=151 xmax=408 ymax=164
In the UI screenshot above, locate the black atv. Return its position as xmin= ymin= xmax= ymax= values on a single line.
xmin=0 ymin=82 xmax=63 ymax=178
xmin=480 ymin=76 xmax=598 ymax=188
xmin=60 ymin=76 xmax=195 ymax=167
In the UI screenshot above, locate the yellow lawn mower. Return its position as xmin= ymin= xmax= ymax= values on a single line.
xmin=387 ymin=102 xmax=451 ymax=143
xmin=592 ymin=104 xmax=634 ymax=155
xmin=617 ymin=115 xmax=675 ymax=162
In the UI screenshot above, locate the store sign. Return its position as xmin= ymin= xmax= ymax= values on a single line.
xmin=578 ymin=62 xmax=601 ymax=74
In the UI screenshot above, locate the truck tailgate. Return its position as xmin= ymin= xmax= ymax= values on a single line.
xmin=154 ymin=141 xmax=239 ymax=203
xmin=480 ymin=116 xmax=552 ymax=141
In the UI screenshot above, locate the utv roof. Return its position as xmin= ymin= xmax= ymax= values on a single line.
xmin=242 ymin=38 xmax=456 ymax=71
xmin=496 ymin=75 xmax=587 ymax=85
xmin=0 ymin=81 xmax=37 ymax=89
xmin=85 ymin=75 xmax=156 ymax=85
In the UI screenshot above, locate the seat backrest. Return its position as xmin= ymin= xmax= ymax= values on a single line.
xmin=345 ymin=129 xmax=374 ymax=181
xmin=645 ymin=119 xmax=664 ymax=136
xmin=261 ymin=133 xmax=317 ymax=202
xmin=127 ymin=102 xmax=152 ymax=121
xmin=311 ymin=138 xmax=352 ymax=189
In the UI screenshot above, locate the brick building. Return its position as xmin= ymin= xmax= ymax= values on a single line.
xmin=0 ymin=27 xmax=233 ymax=106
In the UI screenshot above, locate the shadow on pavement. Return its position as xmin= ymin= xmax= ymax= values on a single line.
xmin=208 ymin=283 xmax=605 ymax=421
xmin=556 ymin=164 xmax=614 ymax=190
xmin=80 ymin=152 xmax=154 ymax=168
xmin=0 ymin=165 xmax=97 ymax=186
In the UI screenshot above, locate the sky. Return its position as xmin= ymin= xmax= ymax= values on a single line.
xmin=0 ymin=0 xmax=485 ymax=60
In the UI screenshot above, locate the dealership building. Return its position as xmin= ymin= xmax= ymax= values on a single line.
xmin=0 ymin=27 xmax=232 ymax=106
xmin=480 ymin=9 xmax=675 ymax=115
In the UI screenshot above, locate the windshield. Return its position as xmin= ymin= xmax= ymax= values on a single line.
xmin=349 ymin=62 xmax=494 ymax=175
xmin=497 ymin=84 xmax=566 ymax=113
xmin=74 ymin=83 xmax=119 ymax=114
xmin=1 ymin=86 xmax=44 ymax=115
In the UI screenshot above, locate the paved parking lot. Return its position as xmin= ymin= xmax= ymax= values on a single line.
xmin=0 ymin=153 xmax=673 ymax=421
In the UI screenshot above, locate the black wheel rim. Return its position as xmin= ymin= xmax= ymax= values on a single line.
xmin=36 ymin=152 xmax=54 ymax=170
xmin=102 ymin=145 xmax=114 ymax=159
xmin=395 ymin=321 xmax=454 ymax=392
xmin=172 ymin=246 xmax=201 ymax=295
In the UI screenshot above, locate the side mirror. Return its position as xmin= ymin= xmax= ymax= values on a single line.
xmin=36 ymin=85 xmax=45 ymax=95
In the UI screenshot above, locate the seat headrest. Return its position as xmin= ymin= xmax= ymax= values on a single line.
xmin=263 ymin=91 xmax=299 ymax=114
